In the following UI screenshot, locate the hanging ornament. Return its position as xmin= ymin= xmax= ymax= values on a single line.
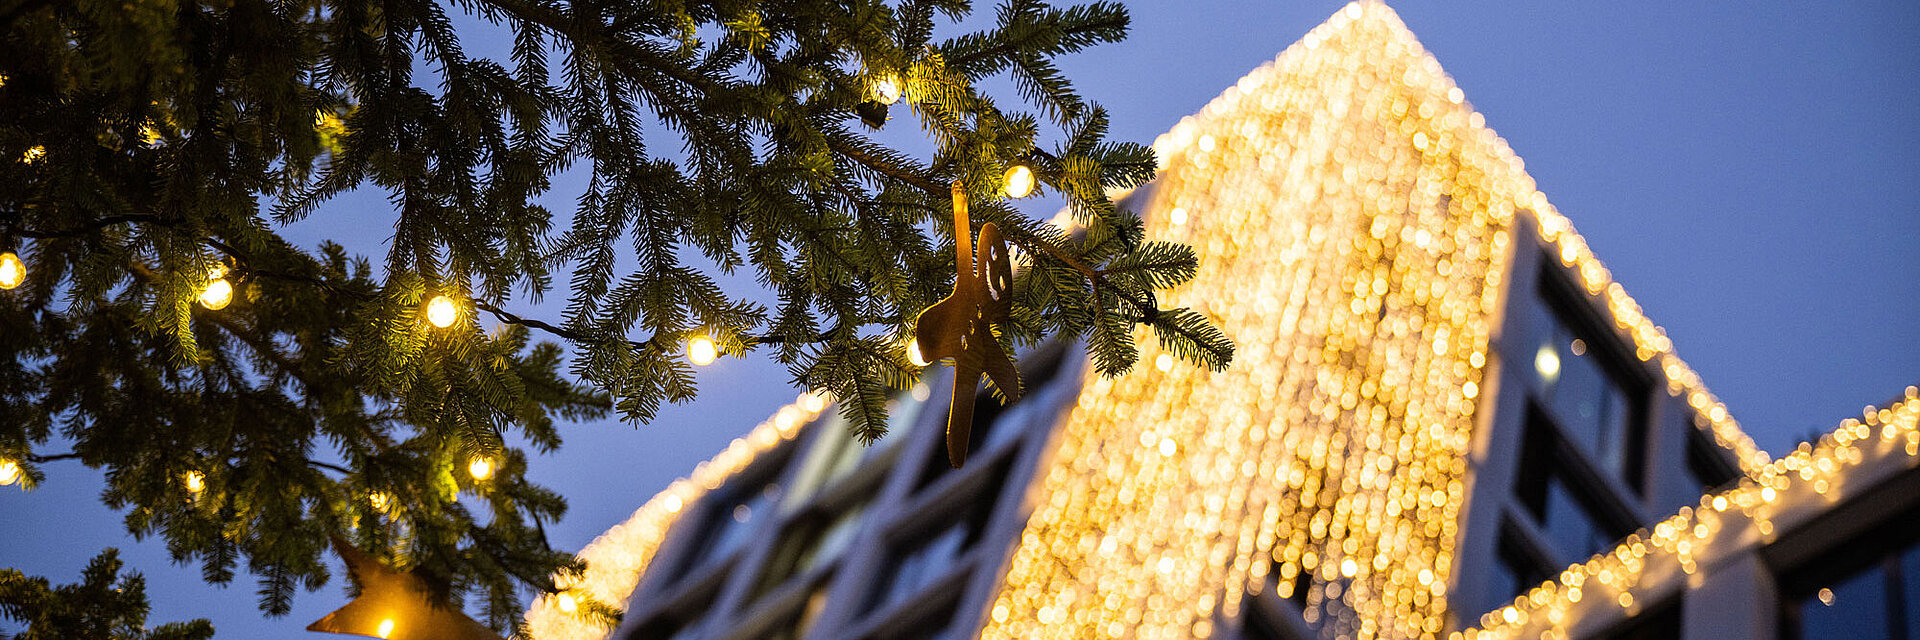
xmin=856 ymin=73 xmax=900 ymax=129
xmin=308 ymin=535 xmax=505 ymax=640
xmin=198 ymin=262 xmax=235 ymax=310
xmin=686 ymin=334 xmax=719 ymax=366
xmin=912 ymin=181 xmax=1023 ymax=469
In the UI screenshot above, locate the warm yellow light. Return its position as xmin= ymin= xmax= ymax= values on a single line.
xmin=198 ymin=279 xmax=234 ymax=310
xmin=468 ymin=457 xmax=494 ymax=481
xmin=1817 ymin=587 xmax=1834 ymax=606
xmin=21 ymin=146 xmax=44 ymax=163
xmin=556 ymin=592 xmax=578 ymax=613
xmin=872 ymin=75 xmax=902 ymax=105
xmin=1169 ymin=207 xmax=1189 ymax=227
xmin=0 ymin=252 xmax=23 ymax=290
xmin=376 ymin=618 xmax=396 ymax=638
xmin=801 ymin=392 xmax=829 ymax=413
xmin=0 ymin=460 xmax=19 ymax=486
xmin=1003 ymin=164 xmax=1036 ymax=199
xmin=1155 ymin=353 xmax=1175 ymax=372
xmin=686 ymin=335 xmax=718 ymax=366
xmin=182 ymin=471 xmax=205 ymax=494
xmin=1534 ymin=343 xmax=1561 ymax=383
xmin=906 ymin=339 xmax=930 ymax=367
xmin=426 ymin=295 xmax=459 ymax=328
xmin=369 ymin=491 xmax=393 ymax=513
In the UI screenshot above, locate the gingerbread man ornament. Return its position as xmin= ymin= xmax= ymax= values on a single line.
xmin=913 ymin=181 xmax=1022 ymax=469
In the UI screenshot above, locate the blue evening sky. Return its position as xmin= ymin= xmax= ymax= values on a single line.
xmin=2 ymin=2 xmax=1915 ymax=636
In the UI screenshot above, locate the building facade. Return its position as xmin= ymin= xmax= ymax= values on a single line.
xmin=525 ymin=4 xmax=1919 ymax=640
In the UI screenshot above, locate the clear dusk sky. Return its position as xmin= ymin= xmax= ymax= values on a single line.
xmin=3 ymin=2 xmax=1916 ymax=637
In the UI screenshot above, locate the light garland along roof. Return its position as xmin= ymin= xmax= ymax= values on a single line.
xmin=1461 ymin=387 xmax=1920 ymax=639
xmin=523 ymin=392 xmax=830 ymax=639
xmin=982 ymin=3 xmax=1762 ymax=640
xmin=525 ymin=2 xmax=1770 ymax=638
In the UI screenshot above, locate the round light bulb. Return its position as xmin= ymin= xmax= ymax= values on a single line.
xmin=906 ymin=339 xmax=930 ymax=367
xmin=1003 ymin=164 xmax=1036 ymax=199
xmin=0 ymin=252 xmax=24 ymax=290
xmin=426 ymin=295 xmax=459 ymax=328
xmin=0 ymin=460 xmax=20 ymax=486
xmin=873 ymin=75 xmax=902 ymax=105
xmin=198 ymin=278 xmax=233 ymax=310
xmin=369 ymin=491 xmax=393 ymax=513
xmin=468 ymin=457 xmax=494 ymax=481
xmin=182 ymin=470 xmax=205 ymax=494
xmin=686 ymin=335 xmax=718 ymax=366
xmin=376 ymin=618 xmax=396 ymax=638
xmin=1155 ymin=353 xmax=1175 ymax=372
xmin=1534 ymin=343 xmax=1561 ymax=384
xmin=556 ymin=592 xmax=579 ymax=613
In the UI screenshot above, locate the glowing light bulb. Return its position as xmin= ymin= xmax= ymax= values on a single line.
xmin=1534 ymin=343 xmax=1560 ymax=383
xmin=376 ymin=618 xmax=396 ymax=638
xmin=468 ymin=457 xmax=494 ymax=481
xmin=0 ymin=460 xmax=19 ymax=485
xmin=21 ymin=146 xmax=44 ymax=163
xmin=686 ymin=335 xmax=718 ymax=366
xmin=556 ymin=591 xmax=578 ymax=613
xmin=906 ymin=339 xmax=930 ymax=366
xmin=1003 ymin=164 xmax=1036 ymax=199
xmin=801 ymin=392 xmax=829 ymax=413
xmin=182 ymin=471 xmax=205 ymax=494
xmin=198 ymin=278 xmax=233 ymax=310
xmin=369 ymin=491 xmax=393 ymax=513
xmin=1817 ymin=587 xmax=1834 ymax=606
xmin=872 ymin=75 xmax=902 ymax=105
xmin=1155 ymin=353 xmax=1175 ymax=372
xmin=0 ymin=252 xmax=24 ymax=289
xmin=425 ymin=295 xmax=458 ymax=328
xmin=1169 ymin=207 xmax=1189 ymax=227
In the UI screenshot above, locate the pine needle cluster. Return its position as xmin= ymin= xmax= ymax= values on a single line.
xmin=0 ymin=0 xmax=1232 ymax=630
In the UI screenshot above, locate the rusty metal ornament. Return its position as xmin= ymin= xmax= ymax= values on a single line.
xmin=912 ymin=181 xmax=1023 ymax=469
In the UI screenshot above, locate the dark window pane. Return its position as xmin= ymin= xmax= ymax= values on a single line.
xmin=1905 ymin=546 xmax=1920 ymax=640
xmin=683 ymin=480 xmax=782 ymax=574
xmin=1800 ymin=563 xmax=1890 ymax=638
xmin=752 ymin=502 xmax=869 ymax=600
xmin=1542 ymin=477 xmax=1612 ymax=562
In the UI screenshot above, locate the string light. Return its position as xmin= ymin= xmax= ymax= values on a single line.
xmin=1534 ymin=344 xmax=1561 ymax=383
xmin=0 ymin=460 xmax=19 ymax=486
xmin=369 ymin=491 xmax=394 ymax=513
xmin=555 ymin=592 xmax=578 ymax=614
xmin=198 ymin=278 xmax=234 ymax=310
xmin=467 ymin=457 xmax=494 ymax=481
xmin=425 ymin=295 xmax=459 ymax=328
xmin=20 ymin=146 xmax=44 ymax=163
xmin=686 ymin=335 xmax=718 ymax=366
xmin=1004 ymin=164 xmax=1037 ymax=199
xmin=1463 ymin=390 xmax=1920 ymax=639
xmin=182 ymin=470 xmax=206 ymax=494
xmin=0 ymin=252 xmax=24 ymax=290
xmin=376 ymin=618 xmax=396 ymax=639
xmin=906 ymin=338 xmax=930 ymax=367
xmin=872 ymin=74 xmax=902 ymax=105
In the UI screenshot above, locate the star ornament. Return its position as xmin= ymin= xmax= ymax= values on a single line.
xmin=913 ymin=181 xmax=1023 ymax=469
xmin=308 ymin=535 xmax=504 ymax=640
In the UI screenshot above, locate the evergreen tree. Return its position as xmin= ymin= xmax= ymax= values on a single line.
xmin=0 ymin=549 xmax=216 ymax=640
xmin=0 ymin=0 xmax=1231 ymax=631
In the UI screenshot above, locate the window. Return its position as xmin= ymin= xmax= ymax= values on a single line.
xmin=758 ymin=582 xmax=833 ymax=640
xmin=1784 ymin=536 xmax=1920 ymax=640
xmin=1491 ymin=525 xmax=1554 ymax=606
xmin=869 ymin=462 xmax=1009 ymax=613
xmin=913 ymin=385 xmax=1013 ymax=490
xmin=1527 ymin=262 xmax=1648 ymax=488
xmin=787 ymin=392 xmax=922 ymax=509
xmin=913 ymin=342 xmax=1069 ymax=491
xmin=677 ymin=471 xmax=785 ymax=577
xmin=750 ymin=500 xmax=870 ymax=600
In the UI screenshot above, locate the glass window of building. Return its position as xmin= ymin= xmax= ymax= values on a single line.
xmin=869 ymin=463 xmax=1008 ymax=613
xmin=1511 ymin=408 xmax=1633 ymax=568
xmin=1526 ymin=263 xmax=1647 ymax=486
xmin=677 ymin=471 xmax=785 ymax=576
xmin=759 ymin=583 xmax=832 ymax=640
xmin=751 ymin=500 xmax=870 ymax=600
xmin=1785 ymin=530 xmax=1920 ymax=640
xmin=787 ymin=392 xmax=923 ymax=509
